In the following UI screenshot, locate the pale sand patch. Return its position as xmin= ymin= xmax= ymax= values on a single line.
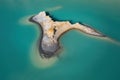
xmin=18 ymin=15 xmax=35 ymax=25
xmin=45 ymin=6 xmax=62 ymax=12
xmin=30 ymin=42 xmax=58 ymax=69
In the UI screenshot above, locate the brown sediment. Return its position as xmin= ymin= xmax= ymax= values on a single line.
xmin=29 ymin=11 xmax=106 ymax=58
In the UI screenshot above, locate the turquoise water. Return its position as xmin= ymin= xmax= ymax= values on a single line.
xmin=0 ymin=0 xmax=120 ymax=80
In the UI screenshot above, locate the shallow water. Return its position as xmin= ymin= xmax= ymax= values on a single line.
xmin=0 ymin=0 xmax=120 ymax=80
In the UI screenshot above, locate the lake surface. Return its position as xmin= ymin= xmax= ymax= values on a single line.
xmin=0 ymin=0 xmax=120 ymax=80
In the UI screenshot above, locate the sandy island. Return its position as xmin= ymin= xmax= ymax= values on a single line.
xmin=29 ymin=11 xmax=106 ymax=58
